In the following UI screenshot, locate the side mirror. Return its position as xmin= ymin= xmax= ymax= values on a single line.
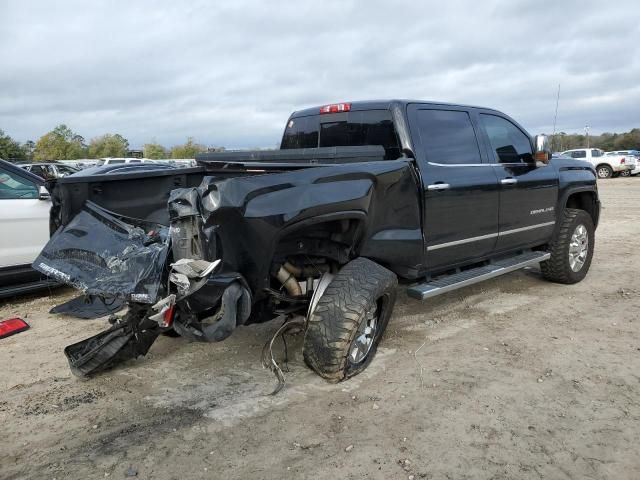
xmin=534 ymin=134 xmax=551 ymax=163
xmin=38 ymin=185 xmax=50 ymax=201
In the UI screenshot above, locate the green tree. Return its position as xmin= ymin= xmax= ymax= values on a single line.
xmin=34 ymin=124 xmax=85 ymax=160
xmin=170 ymin=137 xmax=206 ymax=159
xmin=0 ymin=129 xmax=26 ymax=160
xmin=87 ymin=133 xmax=129 ymax=158
xmin=143 ymin=142 xmax=167 ymax=159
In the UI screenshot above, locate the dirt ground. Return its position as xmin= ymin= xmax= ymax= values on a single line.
xmin=1 ymin=178 xmax=639 ymax=480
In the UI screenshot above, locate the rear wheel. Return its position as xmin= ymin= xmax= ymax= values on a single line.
xmin=619 ymin=170 xmax=631 ymax=177
xmin=303 ymin=257 xmax=397 ymax=382
xmin=596 ymin=165 xmax=613 ymax=179
xmin=541 ymin=208 xmax=594 ymax=284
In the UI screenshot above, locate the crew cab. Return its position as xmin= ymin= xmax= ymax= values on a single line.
xmin=560 ymin=148 xmax=634 ymax=178
xmin=35 ymin=100 xmax=600 ymax=383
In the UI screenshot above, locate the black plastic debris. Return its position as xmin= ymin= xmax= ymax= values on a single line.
xmin=64 ymin=307 xmax=161 ymax=377
xmin=33 ymin=201 xmax=170 ymax=304
xmin=50 ymin=294 xmax=125 ymax=319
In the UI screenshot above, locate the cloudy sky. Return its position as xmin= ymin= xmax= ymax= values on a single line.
xmin=1 ymin=0 xmax=638 ymax=149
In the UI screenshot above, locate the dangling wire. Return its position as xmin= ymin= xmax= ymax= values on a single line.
xmin=261 ymin=315 xmax=306 ymax=395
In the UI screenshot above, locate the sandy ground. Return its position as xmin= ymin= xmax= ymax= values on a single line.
xmin=1 ymin=178 xmax=639 ymax=480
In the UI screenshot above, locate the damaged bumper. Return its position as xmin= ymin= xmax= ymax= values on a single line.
xmin=35 ymin=201 xmax=251 ymax=377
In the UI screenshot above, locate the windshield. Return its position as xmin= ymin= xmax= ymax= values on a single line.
xmin=281 ymin=109 xmax=401 ymax=159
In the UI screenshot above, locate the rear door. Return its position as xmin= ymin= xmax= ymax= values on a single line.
xmin=477 ymin=112 xmax=558 ymax=251
xmin=407 ymin=105 xmax=500 ymax=271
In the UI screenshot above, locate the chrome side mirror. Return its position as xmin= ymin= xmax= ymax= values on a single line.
xmin=534 ymin=134 xmax=551 ymax=163
xmin=38 ymin=185 xmax=50 ymax=201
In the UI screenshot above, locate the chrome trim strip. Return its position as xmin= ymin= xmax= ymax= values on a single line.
xmin=427 ymin=232 xmax=498 ymax=251
xmin=426 ymin=162 xmax=537 ymax=167
xmin=426 ymin=221 xmax=555 ymax=251
xmin=427 ymin=162 xmax=492 ymax=167
xmin=499 ymin=221 xmax=555 ymax=236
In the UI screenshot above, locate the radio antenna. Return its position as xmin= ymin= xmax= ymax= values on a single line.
xmin=552 ymin=84 xmax=560 ymax=150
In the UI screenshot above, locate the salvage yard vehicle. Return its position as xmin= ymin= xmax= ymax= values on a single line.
xmin=605 ymin=150 xmax=640 ymax=176
xmin=20 ymin=161 xmax=81 ymax=179
xmin=34 ymin=100 xmax=600 ymax=383
xmin=0 ymin=159 xmax=58 ymax=297
xmin=560 ymin=148 xmax=634 ymax=179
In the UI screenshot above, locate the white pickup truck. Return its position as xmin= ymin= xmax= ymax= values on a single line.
xmin=605 ymin=150 xmax=640 ymax=177
xmin=560 ymin=148 xmax=635 ymax=179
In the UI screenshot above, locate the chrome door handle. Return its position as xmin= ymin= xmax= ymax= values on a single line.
xmin=427 ymin=183 xmax=451 ymax=191
xmin=500 ymin=178 xmax=518 ymax=185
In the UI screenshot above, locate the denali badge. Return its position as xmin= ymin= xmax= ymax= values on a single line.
xmin=530 ymin=206 xmax=555 ymax=215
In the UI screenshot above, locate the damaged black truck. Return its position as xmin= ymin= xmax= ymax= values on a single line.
xmin=35 ymin=100 xmax=600 ymax=383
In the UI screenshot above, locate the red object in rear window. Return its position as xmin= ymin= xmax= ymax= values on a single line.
xmin=0 ymin=318 xmax=30 ymax=339
xmin=319 ymin=103 xmax=351 ymax=114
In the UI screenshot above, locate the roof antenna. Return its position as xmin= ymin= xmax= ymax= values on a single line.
xmin=552 ymin=84 xmax=560 ymax=150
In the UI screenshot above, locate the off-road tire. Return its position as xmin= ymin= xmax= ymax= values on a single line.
xmin=540 ymin=208 xmax=594 ymax=284
xmin=596 ymin=165 xmax=613 ymax=179
xmin=303 ymin=257 xmax=397 ymax=382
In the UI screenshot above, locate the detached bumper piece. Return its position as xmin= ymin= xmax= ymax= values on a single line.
xmin=64 ymin=307 xmax=161 ymax=377
xmin=33 ymin=201 xmax=170 ymax=304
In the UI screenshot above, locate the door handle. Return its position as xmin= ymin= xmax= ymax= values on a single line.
xmin=500 ymin=178 xmax=518 ymax=185
xmin=427 ymin=183 xmax=451 ymax=191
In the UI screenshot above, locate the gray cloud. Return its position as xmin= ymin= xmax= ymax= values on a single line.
xmin=1 ymin=0 xmax=638 ymax=148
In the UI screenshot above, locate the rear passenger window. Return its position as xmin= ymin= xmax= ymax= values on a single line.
xmin=480 ymin=114 xmax=533 ymax=163
xmin=414 ymin=109 xmax=482 ymax=164
xmin=591 ymin=149 xmax=602 ymax=157
xmin=571 ymin=151 xmax=586 ymax=159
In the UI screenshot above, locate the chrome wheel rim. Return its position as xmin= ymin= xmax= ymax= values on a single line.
xmin=597 ymin=167 xmax=610 ymax=178
xmin=569 ymin=224 xmax=589 ymax=272
xmin=349 ymin=305 xmax=379 ymax=364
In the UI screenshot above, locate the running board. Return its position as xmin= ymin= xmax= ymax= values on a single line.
xmin=407 ymin=251 xmax=551 ymax=300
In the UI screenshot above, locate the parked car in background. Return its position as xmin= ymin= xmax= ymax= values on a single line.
xmin=20 ymin=161 xmax=81 ymax=179
xmin=96 ymin=157 xmax=154 ymax=166
xmin=560 ymin=148 xmax=634 ymax=179
xmin=0 ymin=159 xmax=57 ymax=297
xmin=605 ymin=150 xmax=640 ymax=176
xmin=58 ymin=159 xmax=98 ymax=170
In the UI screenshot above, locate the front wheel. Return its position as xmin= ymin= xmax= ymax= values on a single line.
xmin=596 ymin=165 xmax=613 ymax=179
xmin=303 ymin=257 xmax=397 ymax=382
xmin=541 ymin=208 xmax=594 ymax=284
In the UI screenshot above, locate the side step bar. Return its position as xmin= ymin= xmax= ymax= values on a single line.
xmin=407 ymin=251 xmax=550 ymax=300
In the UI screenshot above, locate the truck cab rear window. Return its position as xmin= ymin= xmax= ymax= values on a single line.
xmin=281 ymin=110 xmax=401 ymax=159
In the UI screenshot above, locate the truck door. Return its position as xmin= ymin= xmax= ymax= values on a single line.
xmin=407 ymin=105 xmax=500 ymax=271
xmin=477 ymin=112 xmax=558 ymax=251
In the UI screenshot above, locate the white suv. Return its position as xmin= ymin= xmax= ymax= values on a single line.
xmin=560 ymin=148 xmax=635 ymax=179
xmin=0 ymin=159 xmax=57 ymax=297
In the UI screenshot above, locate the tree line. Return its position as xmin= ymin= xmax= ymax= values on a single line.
xmin=549 ymin=129 xmax=640 ymax=152
xmin=0 ymin=124 xmax=221 ymax=161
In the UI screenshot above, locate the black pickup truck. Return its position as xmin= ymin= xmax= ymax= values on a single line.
xmin=35 ymin=100 xmax=600 ymax=382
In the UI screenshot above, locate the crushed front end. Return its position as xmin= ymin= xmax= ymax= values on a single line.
xmin=35 ymin=194 xmax=253 ymax=377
